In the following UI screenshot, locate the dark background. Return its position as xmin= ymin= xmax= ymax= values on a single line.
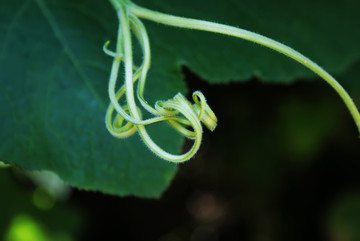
xmin=2 ymin=67 xmax=360 ymax=241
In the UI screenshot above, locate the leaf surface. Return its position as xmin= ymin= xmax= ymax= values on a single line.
xmin=1 ymin=0 xmax=360 ymax=197
xmin=0 ymin=0 xmax=184 ymax=197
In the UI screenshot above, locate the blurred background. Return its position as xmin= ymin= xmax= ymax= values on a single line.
xmin=1 ymin=64 xmax=360 ymax=241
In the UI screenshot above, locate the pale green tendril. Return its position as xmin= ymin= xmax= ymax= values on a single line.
xmin=107 ymin=0 xmax=360 ymax=162
xmin=105 ymin=2 xmax=217 ymax=162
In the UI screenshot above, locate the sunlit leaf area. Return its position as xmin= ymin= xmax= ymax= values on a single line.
xmin=1 ymin=0 xmax=360 ymax=240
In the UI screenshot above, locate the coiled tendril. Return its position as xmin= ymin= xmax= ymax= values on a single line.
xmin=107 ymin=0 xmax=360 ymax=163
xmin=104 ymin=6 xmax=217 ymax=163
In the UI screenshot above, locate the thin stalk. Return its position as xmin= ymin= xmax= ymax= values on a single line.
xmin=129 ymin=3 xmax=360 ymax=134
xmin=118 ymin=6 xmax=204 ymax=162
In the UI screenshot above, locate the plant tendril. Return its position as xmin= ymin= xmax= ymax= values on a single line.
xmin=107 ymin=0 xmax=360 ymax=162
xmin=105 ymin=3 xmax=217 ymax=162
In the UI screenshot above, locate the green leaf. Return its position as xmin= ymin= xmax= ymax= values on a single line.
xmin=0 ymin=0 xmax=184 ymax=197
xmin=137 ymin=0 xmax=360 ymax=83
xmin=1 ymin=0 xmax=360 ymax=197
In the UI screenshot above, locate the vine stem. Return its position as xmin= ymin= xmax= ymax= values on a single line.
xmin=129 ymin=3 xmax=360 ymax=134
xmin=113 ymin=6 xmax=205 ymax=162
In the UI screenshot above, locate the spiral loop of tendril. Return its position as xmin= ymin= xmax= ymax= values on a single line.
xmin=104 ymin=7 xmax=217 ymax=162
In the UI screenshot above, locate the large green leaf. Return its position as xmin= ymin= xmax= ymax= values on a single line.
xmin=0 ymin=0 xmax=183 ymax=197
xmin=1 ymin=0 xmax=360 ymax=197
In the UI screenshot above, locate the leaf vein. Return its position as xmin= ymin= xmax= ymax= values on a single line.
xmin=35 ymin=0 xmax=106 ymax=109
xmin=0 ymin=0 xmax=31 ymax=63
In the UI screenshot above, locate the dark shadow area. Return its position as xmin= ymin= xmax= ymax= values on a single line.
xmin=72 ymin=68 xmax=360 ymax=241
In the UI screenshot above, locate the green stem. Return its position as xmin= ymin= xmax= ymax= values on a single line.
xmin=109 ymin=0 xmax=130 ymax=10
xmin=116 ymin=5 xmax=205 ymax=162
xmin=129 ymin=3 xmax=360 ymax=134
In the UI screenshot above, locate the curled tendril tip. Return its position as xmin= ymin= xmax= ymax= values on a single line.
xmin=104 ymin=8 xmax=217 ymax=162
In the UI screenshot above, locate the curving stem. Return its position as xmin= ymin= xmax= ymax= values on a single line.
xmin=128 ymin=3 xmax=360 ymax=134
xmin=107 ymin=3 xmax=216 ymax=162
